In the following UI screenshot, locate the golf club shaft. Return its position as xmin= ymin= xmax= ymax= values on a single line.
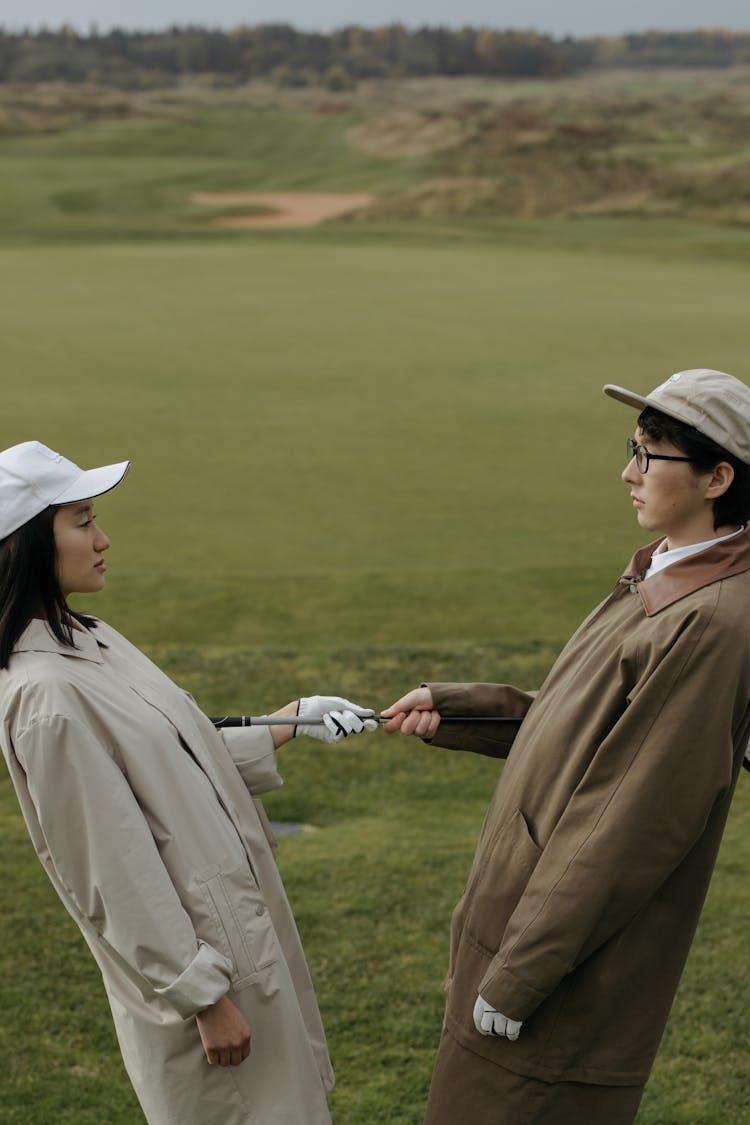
xmin=210 ymin=715 xmax=524 ymax=727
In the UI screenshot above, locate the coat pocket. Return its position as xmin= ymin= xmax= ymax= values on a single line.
xmin=198 ymin=861 xmax=279 ymax=988
xmin=465 ymin=807 xmax=542 ymax=955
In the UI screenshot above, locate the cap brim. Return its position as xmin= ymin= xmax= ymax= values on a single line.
xmin=52 ymin=460 xmax=130 ymax=504
xmin=603 ymin=384 xmax=650 ymax=411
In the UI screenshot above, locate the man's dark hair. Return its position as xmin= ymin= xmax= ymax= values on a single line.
xmin=0 ymin=506 xmax=95 ymax=670
xmin=638 ymin=406 xmax=750 ymax=530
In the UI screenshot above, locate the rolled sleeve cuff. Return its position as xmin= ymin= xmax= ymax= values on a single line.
xmin=220 ymin=726 xmax=283 ymax=795
xmin=478 ymin=962 xmax=549 ymax=1023
xmin=426 ymin=682 xmax=532 ymax=757
xmin=154 ymin=941 xmax=233 ymax=1018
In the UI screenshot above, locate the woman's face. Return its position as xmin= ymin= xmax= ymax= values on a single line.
xmin=53 ymin=501 xmax=111 ymax=597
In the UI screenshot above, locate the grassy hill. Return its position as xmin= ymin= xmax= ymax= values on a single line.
xmin=1 ymin=70 xmax=750 ymax=242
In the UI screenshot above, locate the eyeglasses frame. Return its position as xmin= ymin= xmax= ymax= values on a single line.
xmin=626 ymin=437 xmax=695 ymax=474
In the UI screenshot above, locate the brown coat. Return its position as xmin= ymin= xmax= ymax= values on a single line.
xmin=428 ymin=533 xmax=750 ymax=1087
xmin=0 ymin=618 xmax=333 ymax=1125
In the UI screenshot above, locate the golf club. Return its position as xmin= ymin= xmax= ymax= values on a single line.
xmin=211 ymin=714 xmax=524 ymax=727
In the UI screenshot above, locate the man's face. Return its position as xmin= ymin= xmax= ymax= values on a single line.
xmin=622 ymin=427 xmax=715 ymax=548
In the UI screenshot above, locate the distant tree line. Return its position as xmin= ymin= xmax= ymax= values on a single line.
xmin=1 ymin=25 xmax=749 ymax=89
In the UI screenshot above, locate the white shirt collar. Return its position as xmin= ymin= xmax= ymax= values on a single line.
xmin=645 ymin=527 xmax=745 ymax=580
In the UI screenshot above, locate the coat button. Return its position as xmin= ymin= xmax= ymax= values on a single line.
xmin=255 ymin=904 xmax=265 ymax=916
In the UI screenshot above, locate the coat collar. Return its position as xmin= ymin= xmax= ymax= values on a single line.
xmin=13 ymin=617 xmax=108 ymax=664
xmin=622 ymin=530 xmax=750 ymax=616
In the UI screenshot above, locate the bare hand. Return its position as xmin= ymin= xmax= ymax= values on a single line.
xmin=381 ymin=687 xmax=441 ymax=739
xmin=196 ymin=995 xmax=251 ymax=1067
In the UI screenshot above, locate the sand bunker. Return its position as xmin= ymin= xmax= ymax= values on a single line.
xmin=191 ymin=191 xmax=375 ymax=228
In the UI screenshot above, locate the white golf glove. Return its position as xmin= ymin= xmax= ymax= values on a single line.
xmin=296 ymin=696 xmax=378 ymax=744
xmin=473 ymin=994 xmax=523 ymax=1041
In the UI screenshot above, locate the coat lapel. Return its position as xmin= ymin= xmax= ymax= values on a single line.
xmin=622 ymin=531 xmax=750 ymax=615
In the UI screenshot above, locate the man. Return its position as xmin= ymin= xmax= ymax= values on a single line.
xmin=384 ymin=369 xmax=750 ymax=1124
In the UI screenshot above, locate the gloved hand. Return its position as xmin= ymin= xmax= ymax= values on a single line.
xmin=473 ymin=994 xmax=523 ymax=1041
xmin=296 ymin=696 xmax=378 ymax=744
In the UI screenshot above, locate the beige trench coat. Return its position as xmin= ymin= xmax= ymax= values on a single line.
xmin=426 ymin=533 xmax=750 ymax=1095
xmin=0 ymin=618 xmax=334 ymax=1125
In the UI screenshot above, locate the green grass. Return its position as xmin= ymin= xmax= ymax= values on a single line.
xmin=2 ymin=234 xmax=749 ymax=651
xmin=1 ymin=75 xmax=750 ymax=1123
xmin=0 ymin=106 xmax=436 ymax=243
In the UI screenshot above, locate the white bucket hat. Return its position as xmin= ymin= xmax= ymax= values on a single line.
xmin=0 ymin=441 xmax=130 ymax=540
xmin=604 ymin=368 xmax=750 ymax=464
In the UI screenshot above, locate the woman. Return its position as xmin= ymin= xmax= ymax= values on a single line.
xmin=0 ymin=440 xmax=376 ymax=1125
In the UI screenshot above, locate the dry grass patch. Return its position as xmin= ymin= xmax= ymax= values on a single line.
xmin=347 ymin=109 xmax=470 ymax=158
xmin=0 ymin=81 xmax=194 ymax=135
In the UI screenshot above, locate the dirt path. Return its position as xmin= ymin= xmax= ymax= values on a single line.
xmin=191 ymin=191 xmax=375 ymax=228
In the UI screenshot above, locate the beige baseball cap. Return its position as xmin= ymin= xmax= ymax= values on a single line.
xmin=604 ymin=368 xmax=750 ymax=464
xmin=0 ymin=441 xmax=130 ymax=540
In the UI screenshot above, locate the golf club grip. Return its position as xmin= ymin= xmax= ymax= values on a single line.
xmin=210 ymin=715 xmax=524 ymax=727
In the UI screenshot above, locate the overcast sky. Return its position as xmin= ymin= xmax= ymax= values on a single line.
xmin=4 ymin=0 xmax=750 ymax=36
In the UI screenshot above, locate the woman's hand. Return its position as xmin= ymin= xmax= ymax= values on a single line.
xmin=381 ymin=687 xmax=441 ymax=739
xmin=196 ymin=995 xmax=251 ymax=1067
xmin=296 ymin=696 xmax=378 ymax=744
xmin=265 ymin=697 xmax=377 ymax=748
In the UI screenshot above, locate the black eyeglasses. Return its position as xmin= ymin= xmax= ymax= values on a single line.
xmin=626 ymin=438 xmax=694 ymax=474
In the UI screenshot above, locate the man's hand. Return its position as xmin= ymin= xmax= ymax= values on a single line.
xmin=381 ymin=687 xmax=441 ymax=739
xmin=296 ymin=696 xmax=378 ymax=744
xmin=196 ymin=995 xmax=251 ymax=1067
xmin=473 ymin=994 xmax=523 ymax=1041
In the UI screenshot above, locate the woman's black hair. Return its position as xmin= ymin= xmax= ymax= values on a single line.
xmin=638 ymin=406 xmax=750 ymax=530
xmin=0 ymin=506 xmax=95 ymax=670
